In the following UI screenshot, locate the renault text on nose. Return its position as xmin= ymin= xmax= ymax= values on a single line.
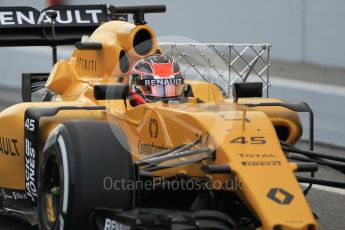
xmin=104 ymin=218 xmax=130 ymax=230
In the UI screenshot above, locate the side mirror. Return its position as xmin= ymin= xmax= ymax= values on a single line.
xmin=233 ymin=82 xmax=263 ymax=103
xmin=94 ymin=84 xmax=129 ymax=100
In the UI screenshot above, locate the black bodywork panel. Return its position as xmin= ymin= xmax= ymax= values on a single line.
xmin=23 ymin=106 xmax=105 ymax=205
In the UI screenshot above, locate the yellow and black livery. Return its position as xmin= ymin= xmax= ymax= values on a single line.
xmin=0 ymin=4 xmax=344 ymax=230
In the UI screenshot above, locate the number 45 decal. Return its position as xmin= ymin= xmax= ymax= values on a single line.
xmin=230 ymin=136 xmax=266 ymax=144
xmin=25 ymin=119 xmax=35 ymax=131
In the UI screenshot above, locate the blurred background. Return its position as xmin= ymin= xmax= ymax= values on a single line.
xmin=2 ymin=0 xmax=345 ymax=67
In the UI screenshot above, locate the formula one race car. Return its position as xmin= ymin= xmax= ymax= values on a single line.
xmin=0 ymin=4 xmax=344 ymax=230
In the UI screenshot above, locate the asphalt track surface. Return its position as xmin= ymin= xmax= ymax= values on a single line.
xmin=0 ymin=89 xmax=344 ymax=230
xmin=270 ymin=77 xmax=345 ymax=148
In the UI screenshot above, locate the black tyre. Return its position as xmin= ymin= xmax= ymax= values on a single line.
xmin=38 ymin=120 xmax=135 ymax=230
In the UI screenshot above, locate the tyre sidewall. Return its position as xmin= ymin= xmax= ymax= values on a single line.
xmin=39 ymin=121 xmax=135 ymax=230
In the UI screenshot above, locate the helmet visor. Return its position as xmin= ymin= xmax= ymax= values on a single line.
xmin=150 ymin=84 xmax=184 ymax=97
xmin=135 ymin=77 xmax=184 ymax=98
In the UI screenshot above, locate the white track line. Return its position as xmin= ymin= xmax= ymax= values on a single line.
xmin=271 ymin=77 xmax=345 ymax=97
xmin=300 ymin=183 xmax=345 ymax=195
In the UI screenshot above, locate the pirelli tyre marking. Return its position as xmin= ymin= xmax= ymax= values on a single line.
xmin=57 ymin=135 xmax=69 ymax=214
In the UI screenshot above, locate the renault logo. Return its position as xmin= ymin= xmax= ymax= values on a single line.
xmin=267 ymin=188 xmax=294 ymax=205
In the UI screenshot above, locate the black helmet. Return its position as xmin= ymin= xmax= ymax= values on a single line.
xmin=129 ymin=55 xmax=184 ymax=105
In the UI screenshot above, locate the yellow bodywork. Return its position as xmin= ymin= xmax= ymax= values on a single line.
xmin=0 ymin=19 xmax=317 ymax=230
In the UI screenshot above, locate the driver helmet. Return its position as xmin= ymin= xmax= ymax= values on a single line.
xmin=129 ymin=55 xmax=184 ymax=106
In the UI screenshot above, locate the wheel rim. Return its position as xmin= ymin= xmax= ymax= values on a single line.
xmin=41 ymin=153 xmax=61 ymax=229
